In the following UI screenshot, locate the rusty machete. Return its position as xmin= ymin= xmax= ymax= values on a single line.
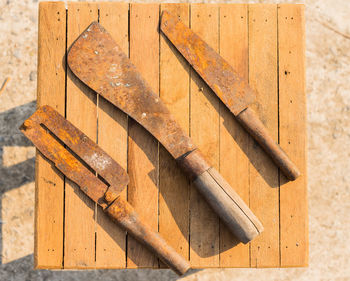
xmin=67 ymin=22 xmax=263 ymax=243
xmin=20 ymin=105 xmax=190 ymax=275
xmin=160 ymin=10 xmax=300 ymax=181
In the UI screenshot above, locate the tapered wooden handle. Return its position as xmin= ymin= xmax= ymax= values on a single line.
xmin=176 ymin=150 xmax=263 ymax=243
xmin=104 ymin=196 xmax=190 ymax=275
xmin=236 ymin=107 xmax=300 ymax=181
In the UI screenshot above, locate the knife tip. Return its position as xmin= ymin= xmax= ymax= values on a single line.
xmin=160 ymin=10 xmax=171 ymax=30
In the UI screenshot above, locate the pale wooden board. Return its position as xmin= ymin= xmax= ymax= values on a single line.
xmin=189 ymin=4 xmax=220 ymax=268
xmin=64 ymin=2 xmax=98 ymax=269
xmin=248 ymin=4 xmax=280 ymax=267
xmin=278 ymin=4 xmax=308 ymax=267
xmin=159 ymin=3 xmax=190 ymax=267
xmin=36 ymin=3 xmax=307 ymax=269
xmin=127 ymin=3 xmax=160 ymax=268
xmin=95 ymin=2 xmax=129 ymax=268
xmin=219 ymin=4 xmax=250 ymax=267
xmin=35 ymin=1 xmax=66 ymax=268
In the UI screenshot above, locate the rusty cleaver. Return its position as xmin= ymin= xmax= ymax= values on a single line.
xmin=160 ymin=11 xmax=300 ymax=181
xmin=20 ymin=105 xmax=190 ymax=275
xmin=67 ymin=22 xmax=263 ymax=243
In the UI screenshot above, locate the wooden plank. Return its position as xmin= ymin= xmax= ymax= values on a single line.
xmin=219 ymin=4 xmax=250 ymax=267
xmin=248 ymin=4 xmax=280 ymax=267
xmin=159 ymin=3 xmax=190 ymax=268
xmin=95 ymin=2 xmax=129 ymax=268
xmin=278 ymin=4 xmax=308 ymax=267
xmin=189 ymin=3 xmax=220 ymax=268
xmin=127 ymin=3 xmax=160 ymax=268
xmin=36 ymin=3 xmax=307 ymax=269
xmin=35 ymin=1 xmax=66 ymax=269
xmin=64 ymin=2 xmax=98 ymax=268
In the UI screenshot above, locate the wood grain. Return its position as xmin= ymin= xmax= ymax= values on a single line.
xmin=127 ymin=3 xmax=160 ymax=268
xmin=159 ymin=3 xmax=190 ymax=267
xmin=95 ymin=2 xmax=129 ymax=268
xmin=189 ymin=4 xmax=220 ymax=268
xmin=35 ymin=1 xmax=66 ymax=268
xmin=248 ymin=4 xmax=280 ymax=267
xmin=278 ymin=4 xmax=308 ymax=267
xmin=36 ymin=3 xmax=307 ymax=268
xmin=219 ymin=4 xmax=250 ymax=267
xmin=105 ymin=197 xmax=190 ymax=275
xmin=64 ymin=2 xmax=98 ymax=268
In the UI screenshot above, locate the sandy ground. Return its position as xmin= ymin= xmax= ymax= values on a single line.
xmin=1 ymin=0 xmax=350 ymax=280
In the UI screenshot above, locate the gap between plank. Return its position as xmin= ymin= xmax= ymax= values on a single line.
xmin=188 ymin=3 xmax=192 ymax=264
xmin=276 ymin=4 xmax=282 ymax=268
xmin=94 ymin=6 xmax=101 ymax=267
xmin=217 ymin=5 xmax=221 ymax=267
xmin=125 ymin=3 xmax=130 ymax=268
xmin=62 ymin=6 xmax=68 ymax=269
xmin=247 ymin=4 xmax=251 ymax=268
xmin=157 ymin=3 xmax=161 ymax=269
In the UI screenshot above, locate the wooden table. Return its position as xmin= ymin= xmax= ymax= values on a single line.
xmin=36 ymin=2 xmax=307 ymax=269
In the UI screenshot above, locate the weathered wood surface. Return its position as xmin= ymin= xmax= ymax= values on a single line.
xmin=248 ymin=4 xmax=280 ymax=267
xmin=65 ymin=2 xmax=98 ymax=268
xmin=105 ymin=196 xmax=190 ymax=275
xmin=159 ymin=3 xmax=191 ymax=267
xmin=278 ymin=4 xmax=308 ymax=267
xmin=189 ymin=4 xmax=220 ymax=268
xmin=36 ymin=3 xmax=307 ymax=268
xmin=96 ymin=2 xmax=129 ymax=268
xmin=219 ymin=3 xmax=250 ymax=267
xmin=127 ymin=3 xmax=160 ymax=269
xmin=36 ymin=1 xmax=66 ymax=268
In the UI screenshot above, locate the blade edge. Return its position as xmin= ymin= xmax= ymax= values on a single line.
xmin=67 ymin=22 xmax=196 ymax=159
xmin=161 ymin=10 xmax=255 ymax=115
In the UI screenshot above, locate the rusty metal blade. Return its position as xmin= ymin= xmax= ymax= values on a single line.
xmin=20 ymin=105 xmax=129 ymax=208
xmin=160 ymin=10 xmax=255 ymax=116
xmin=67 ymin=22 xmax=196 ymax=159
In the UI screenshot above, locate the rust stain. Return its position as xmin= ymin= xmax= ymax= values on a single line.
xmin=67 ymin=21 xmax=196 ymax=160
xmin=160 ymin=10 xmax=256 ymax=115
xmin=20 ymin=108 xmax=190 ymax=275
xmin=20 ymin=105 xmax=129 ymax=209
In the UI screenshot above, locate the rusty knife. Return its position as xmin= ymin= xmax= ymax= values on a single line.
xmin=67 ymin=22 xmax=263 ymax=243
xmin=20 ymin=105 xmax=190 ymax=275
xmin=160 ymin=11 xmax=300 ymax=181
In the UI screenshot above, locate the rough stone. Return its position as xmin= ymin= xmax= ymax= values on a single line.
xmin=29 ymin=71 xmax=36 ymax=82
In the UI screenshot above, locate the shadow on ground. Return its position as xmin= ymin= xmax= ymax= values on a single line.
xmin=0 ymin=101 xmax=36 ymax=265
xmin=0 ymin=254 xmax=199 ymax=281
xmin=0 ymin=101 xmax=201 ymax=280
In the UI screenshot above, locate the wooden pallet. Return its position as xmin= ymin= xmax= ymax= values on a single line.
xmin=36 ymin=2 xmax=307 ymax=269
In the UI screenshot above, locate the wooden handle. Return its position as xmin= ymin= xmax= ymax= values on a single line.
xmin=104 ymin=196 xmax=190 ymax=275
xmin=236 ymin=107 xmax=300 ymax=181
xmin=177 ymin=150 xmax=263 ymax=243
